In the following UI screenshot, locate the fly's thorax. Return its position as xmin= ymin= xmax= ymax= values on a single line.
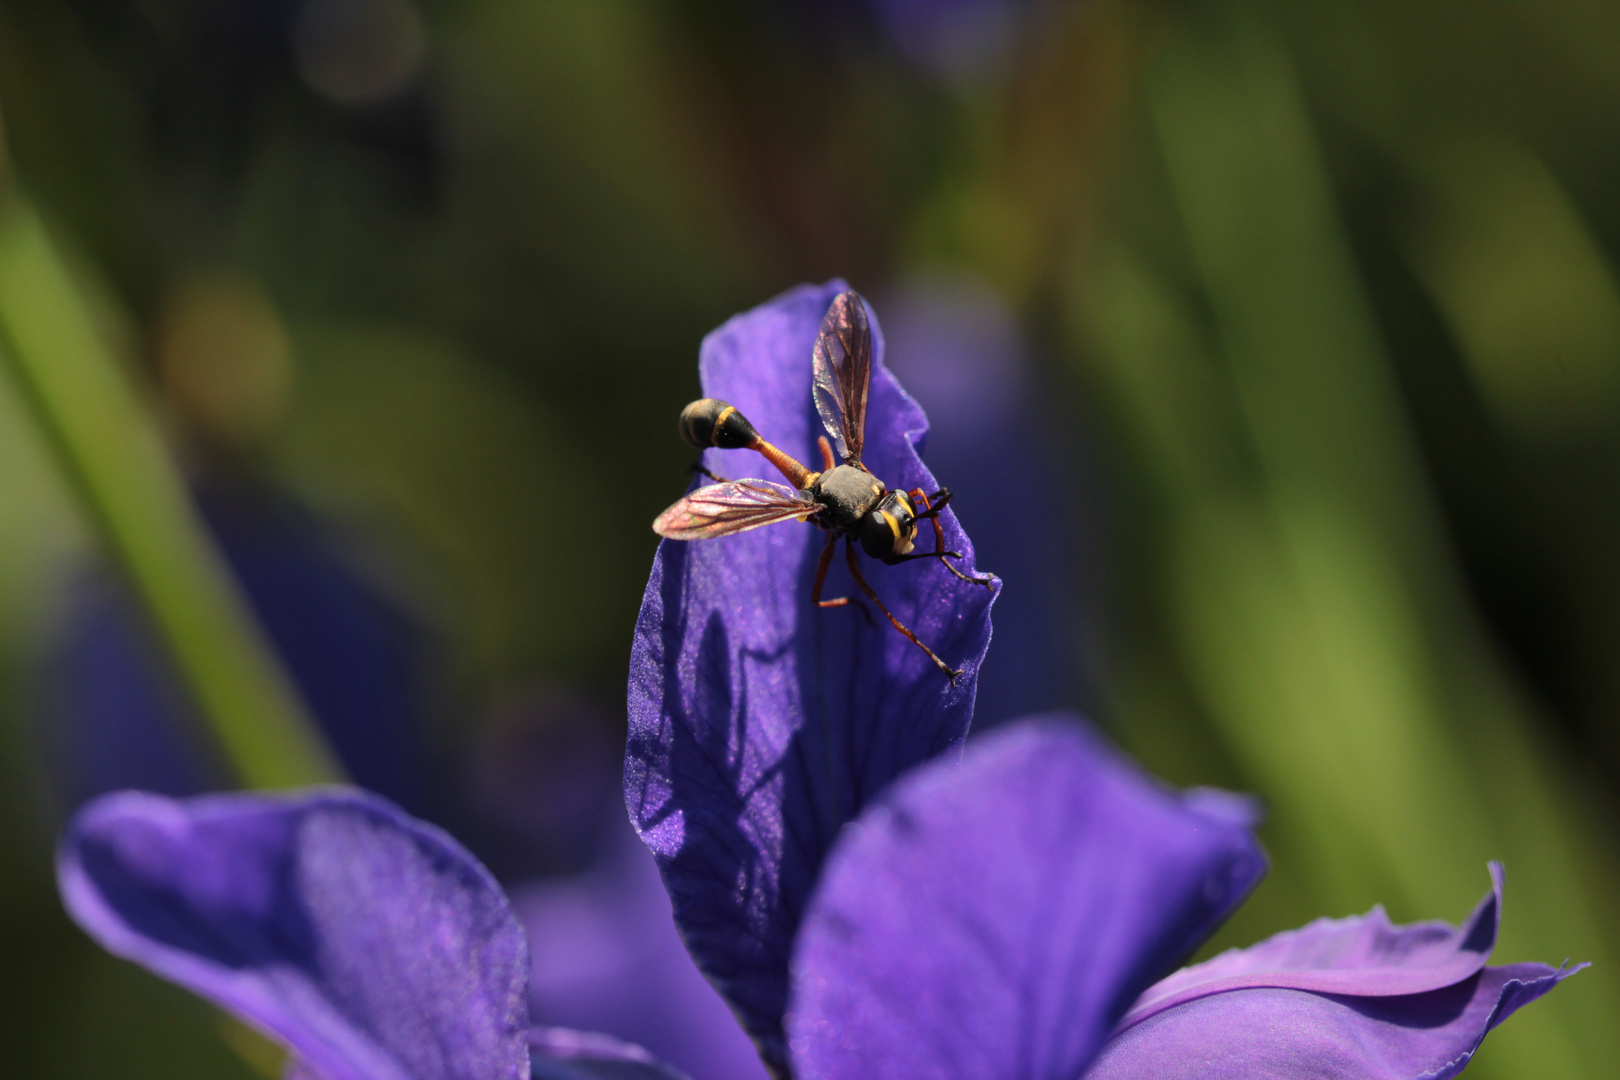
xmin=859 ymin=490 xmax=919 ymax=559
xmin=811 ymin=464 xmax=886 ymax=533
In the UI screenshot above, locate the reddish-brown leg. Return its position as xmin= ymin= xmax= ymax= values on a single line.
xmin=812 ymin=533 xmax=871 ymax=623
xmin=915 ymin=487 xmax=954 ymax=518
xmin=817 ymin=435 xmax=836 ymax=471
xmin=845 ymin=540 xmax=959 ymax=683
xmin=904 ymin=488 xmax=995 ymax=589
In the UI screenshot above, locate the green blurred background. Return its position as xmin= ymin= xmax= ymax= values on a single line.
xmin=0 ymin=1 xmax=1616 ymax=1078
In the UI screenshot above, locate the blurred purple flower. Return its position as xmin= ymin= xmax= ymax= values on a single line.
xmin=58 ymin=787 xmax=686 ymax=1080
xmin=868 ymin=0 xmax=1032 ymax=83
xmin=514 ymin=818 xmax=770 ymax=1080
xmin=880 ymin=273 xmax=1081 ymax=723
xmin=625 ymin=280 xmax=998 ymax=1067
xmin=41 ymin=479 xmax=431 ymax=813
xmin=627 ymin=284 xmax=1577 ymax=1078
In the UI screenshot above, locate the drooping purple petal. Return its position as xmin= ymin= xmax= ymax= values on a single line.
xmin=59 ymin=789 xmax=531 ymax=1080
xmin=1121 ymin=863 xmax=1507 ymax=1025
xmin=625 ymin=281 xmax=997 ymax=1068
xmin=786 ymin=717 xmax=1266 ymax=1080
xmin=1085 ymin=965 xmax=1577 ymax=1080
xmin=1086 ymin=866 xmax=1583 ymax=1080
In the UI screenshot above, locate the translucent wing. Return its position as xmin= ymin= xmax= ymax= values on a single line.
xmin=811 ymin=290 xmax=872 ymax=466
xmin=653 ymin=480 xmax=818 ymax=540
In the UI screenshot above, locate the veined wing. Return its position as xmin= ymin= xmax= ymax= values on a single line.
xmin=653 ymin=480 xmax=818 ymax=540
xmin=811 ymin=290 xmax=872 ymax=466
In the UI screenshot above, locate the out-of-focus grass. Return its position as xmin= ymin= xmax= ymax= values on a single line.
xmin=0 ymin=195 xmax=341 ymax=789
xmin=1406 ymin=135 xmax=1620 ymax=442
xmin=0 ymin=232 xmax=259 ymax=1080
xmin=1073 ymin=4 xmax=1620 ymax=1078
xmin=277 ymin=321 xmax=621 ymax=681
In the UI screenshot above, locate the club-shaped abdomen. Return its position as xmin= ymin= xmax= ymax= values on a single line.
xmin=680 ymin=398 xmax=760 ymax=450
xmin=860 ymin=490 xmax=919 ymax=560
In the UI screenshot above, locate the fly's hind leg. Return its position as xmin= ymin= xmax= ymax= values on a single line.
xmin=902 ymin=488 xmax=996 ymax=589
xmin=845 ymin=541 xmax=960 ymax=683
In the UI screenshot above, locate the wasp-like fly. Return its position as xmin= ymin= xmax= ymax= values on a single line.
xmin=652 ymin=290 xmax=994 ymax=682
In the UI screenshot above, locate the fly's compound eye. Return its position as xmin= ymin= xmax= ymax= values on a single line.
xmin=859 ymin=491 xmax=918 ymax=560
xmin=679 ymin=398 xmax=759 ymax=449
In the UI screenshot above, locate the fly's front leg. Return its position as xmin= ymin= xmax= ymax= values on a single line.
xmin=903 ymin=488 xmax=995 ymax=589
xmin=845 ymin=541 xmax=959 ymax=683
xmin=915 ymin=488 xmax=955 ymax=519
xmin=812 ymin=532 xmax=871 ymax=624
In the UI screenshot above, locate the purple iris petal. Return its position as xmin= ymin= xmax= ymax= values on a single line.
xmin=58 ymin=789 xmax=531 ymax=1080
xmin=1122 ymin=863 xmax=1508 ymax=1023
xmin=786 ymin=717 xmax=1266 ymax=1080
xmin=1087 ymin=867 xmax=1581 ymax=1080
xmin=625 ymin=282 xmax=996 ymax=1066
xmin=1087 ymin=966 xmax=1573 ymax=1080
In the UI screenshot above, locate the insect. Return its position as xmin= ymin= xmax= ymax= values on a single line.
xmin=652 ymin=290 xmax=994 ymax=682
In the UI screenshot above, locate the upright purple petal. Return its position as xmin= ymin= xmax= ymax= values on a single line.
xmin=625 ymin=281 xmax=997 ymax=1068
xmin=1087 ymin=866 xmax=1582 ymax=1080
xmin=58 ymin=789 xmax=531 ymax=1080
xmin=786 ymin=717 xmax=1265 ymax=1080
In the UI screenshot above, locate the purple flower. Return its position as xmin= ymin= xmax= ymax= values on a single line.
xmin=625 ymin=706 xmax=1575 ymax=1080
xmin=627 ymin=284 xmax=1578 ymax=1078
xmin=57 ymin=286 xmax=1578 ymax=1080
xmin=58 ymin=787 xmax=685 ymax=1080
xmin=1087 ymin=859 xmax=1577 ymax=1080
xmin=57 ymin=732 xmax=1574 ymax=1080
xmin=788 ymin=719 xmax=1577 ymax=1078
xmin=867 ymin=0 xmax=1032 ymax=83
